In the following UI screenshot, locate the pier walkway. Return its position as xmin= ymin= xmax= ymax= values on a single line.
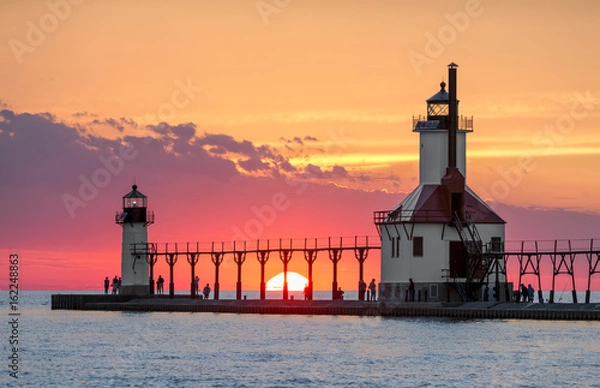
xmin=51 ymin=294 xmax=600 ymax=321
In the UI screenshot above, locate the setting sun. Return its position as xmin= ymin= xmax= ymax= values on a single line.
xmin=266 ymin=272 xmax=309 ymax=292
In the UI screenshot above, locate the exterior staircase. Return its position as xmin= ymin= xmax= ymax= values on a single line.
xmin=452 ymin=211 xmax=485 ymax=301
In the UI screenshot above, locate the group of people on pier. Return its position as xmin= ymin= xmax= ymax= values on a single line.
xmin=300 ymin=279 xmax=377 ymax=301
xmin=358 ymin=279 xmax=377 ymax=301
xmin=104 ymin=275 xmax=378 ymax=301
xmin=154 ymin=275 xmax=210 ymax=299
xmin=103 ymin=275 xmax=212 ymax=298
xmin=104 ymin=276 xmax=121 ymax=295
xmin=518 ymin=283 xmax=535 ymax=303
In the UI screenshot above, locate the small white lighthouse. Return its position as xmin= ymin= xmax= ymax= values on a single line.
xmin=115 ymin=185 xmax=154 ymax=295
xmin=375 ymin=63 xmax=507 ymax=303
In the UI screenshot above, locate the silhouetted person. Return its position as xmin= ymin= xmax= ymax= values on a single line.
xmin=303 ymin=284 xmax=309 ymax=300
xmin=112 ymin=276 xmax=118 ymax=295
xmin=408 ymin=278 xmax=415 ymax=302
xmin=358 ymin=279 xmax=367 ymax=301
xmin=520 ymin=284 xmax=528 ymax=303
xmin=527 ymin=284 xmax=535 ymax=303
xmin=117 ymin=277 xmax=122 ymax=294
xmin=337 ymin=287 xmax=344 ymax=300
xmin=203 ymin=283 xmax=211 ymax=299
xmin=194 ymin=276 xmax=200 ymax=295
xmin=157 ymin=275 xmax=165 ymax=295
xmin=369 ymin=279 xmax=377 ymax=301
xmin=104 ymin=276 xmax=110 ymax=294
xmin=484 ymin=285 xmax=489 ymax=301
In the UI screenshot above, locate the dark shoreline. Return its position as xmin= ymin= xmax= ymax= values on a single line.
xmin=51 ymin=294 xmax=600 ymax=320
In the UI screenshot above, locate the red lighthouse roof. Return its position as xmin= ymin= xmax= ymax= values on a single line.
xmin=386 ymin=185 xmax=505 ymax=224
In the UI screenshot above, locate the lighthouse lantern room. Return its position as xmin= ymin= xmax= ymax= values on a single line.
xmin=374 ymin=63 xmax=508 ymax=303
xmin=116 ymin=184 xmax=154 ymax=296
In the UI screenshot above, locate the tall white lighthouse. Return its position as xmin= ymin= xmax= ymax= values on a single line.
xmin=115 ymin=185 xmax=154 ymax=296
xmin=375 ymin=63 xmax=507 ymax=303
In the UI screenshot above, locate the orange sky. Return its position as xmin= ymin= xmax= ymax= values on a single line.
xmin=1 ymin=0 xmax=600 ymax=290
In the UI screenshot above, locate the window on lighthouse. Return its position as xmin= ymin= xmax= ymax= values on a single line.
xmin=491 ymin=237 xmax=502 ymax=252
xmin=413 ymin=237 xmax=423 ymax=257
xmin=390 ymin=237 xmax=401 ymax=258
xmin=428 ymin=103 xmax=448 ymax=116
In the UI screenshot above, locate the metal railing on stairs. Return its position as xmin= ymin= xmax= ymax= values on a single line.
xmin=452 ymin=211 xmax=485 ymax=301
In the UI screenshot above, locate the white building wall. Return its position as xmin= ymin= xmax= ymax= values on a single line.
xmin=380 ymin=221 xmax=505 ymax=284
xmin=419 ymin=131 xmax=467 ymax=184
xmin=381 ymin=224 xmax=450 ymax=283
xmin=380 ymin=235 xmax=395 ymax=282
xmin=121 ymin=223 xmax=149 ymax=288
xmin=457 ymin=132 xmax=467 ymax=180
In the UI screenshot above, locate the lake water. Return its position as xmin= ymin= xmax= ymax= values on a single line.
xmin=2 ymin=291 xmax=600 ymax=387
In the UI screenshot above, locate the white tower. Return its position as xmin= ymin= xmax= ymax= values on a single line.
xmin=115 ymin=185 xmax=154 ymax=296
xmin=417 ymin=80 xmax=469 ymax=184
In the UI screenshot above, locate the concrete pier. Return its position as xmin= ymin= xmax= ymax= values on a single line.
xmin=52 ymin=294 xmax=600 ymax=320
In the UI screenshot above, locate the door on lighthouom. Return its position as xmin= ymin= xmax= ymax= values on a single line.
xmin=449 ymin=241 xmax=468 ymax=278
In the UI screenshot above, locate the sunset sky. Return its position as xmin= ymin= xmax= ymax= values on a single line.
xmin=1 ymin=0 xmax=599 ymax=291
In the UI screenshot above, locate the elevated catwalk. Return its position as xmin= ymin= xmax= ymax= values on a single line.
xmin=125 ymin=237 xmax=600 ymax=305
xmin=131 ymin=236 xmax=379 ymax=301
xmin=502 ymin=239 xmax=600 ymax=304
